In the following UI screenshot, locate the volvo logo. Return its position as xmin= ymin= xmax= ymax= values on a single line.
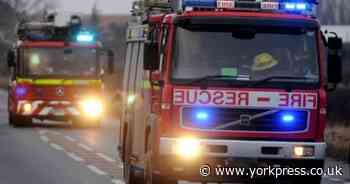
xmin=240 ymin=115 xmax=252 ymax=126
xmin=56 ymin=87 xmax=65 ymax=97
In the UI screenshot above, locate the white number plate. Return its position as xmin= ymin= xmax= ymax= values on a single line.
xmin=217 ymin=0 xmax=235 ymax=9
xmin=261 ymin=2 xmax=279 ymax=10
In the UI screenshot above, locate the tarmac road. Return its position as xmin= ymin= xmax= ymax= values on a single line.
xmin=0 ymin=90 xmax=349 ymax=184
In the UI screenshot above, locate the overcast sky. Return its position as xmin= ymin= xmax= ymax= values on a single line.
xmin=58 ymin=0 xmax=133 ymax=14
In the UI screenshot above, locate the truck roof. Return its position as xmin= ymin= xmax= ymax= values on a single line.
xmin=19 ymin=41 xmax=100 ymax=48
xmin=150 ymin=11 xmax=319 ymax=28
xmin=144 ymin=0 xmax=319 ymax=25
xmin=177 ymin=10 xmax=318 ymax=22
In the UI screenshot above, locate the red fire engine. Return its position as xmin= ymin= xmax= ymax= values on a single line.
xmin=120 ymin=0 xmax=343 ymax=183
xmin=7 ymin=14 xmax=115 ymax=127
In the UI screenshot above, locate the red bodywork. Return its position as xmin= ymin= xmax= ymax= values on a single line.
xmin=150 ymin=11 xmax=327 ymax=142
xmin=9 ymin=41 xmax=102 ymax=119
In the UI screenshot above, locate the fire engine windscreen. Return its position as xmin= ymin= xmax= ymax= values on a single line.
xmin=172 ymin=25 xmax=319 ymax=86
xmin=23 ymin=48 xmax=98 ymax=77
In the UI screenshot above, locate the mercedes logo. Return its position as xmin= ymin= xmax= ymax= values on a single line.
xmin=56 ymin=87 xmax=65 ymax=97
xmin=240 ymin=114 xmax=252 ymax=126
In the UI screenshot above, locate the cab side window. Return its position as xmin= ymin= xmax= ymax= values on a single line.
xmin=159 ymin=25 xmax=168 ymax=73
xmin=148 ymin=24 xmax=162 ymax=71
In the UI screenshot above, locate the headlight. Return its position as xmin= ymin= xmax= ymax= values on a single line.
xmin=23 ymin=103 xmax=32 ymax=113
xmin=127 ymin=95 xmax=136 ymax=105
xmin=293 ymin=146 xmax=315 ymax=157
xmin=80 ymin=97 xmax=103 ymax=118
xmin=175 ymin=138 xmax=201 ymax=159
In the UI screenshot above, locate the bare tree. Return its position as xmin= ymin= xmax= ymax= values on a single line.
xmin=90 ymin=1 xmax=100 ymax=32
xmin=0 ymin=0 xmax=58 ymax=75
xmin=5 ymin=0 xmax=58 ymax=21
xmin=318 ymin=0 xmax=350 ymax=25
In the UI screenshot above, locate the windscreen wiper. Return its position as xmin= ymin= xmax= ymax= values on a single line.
xmin=251 ymin=76 xmax=314 ymax=87
xmin=184 ymin=75 xmax=239 ymax=86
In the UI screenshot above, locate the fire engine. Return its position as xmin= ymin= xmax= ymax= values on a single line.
xmin=120 ymin=0 xmax=343 ymax=183
xmin=7 ymin=14 xmax=115 ymax=127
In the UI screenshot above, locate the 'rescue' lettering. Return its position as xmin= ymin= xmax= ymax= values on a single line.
xmin=173 ymin=89 xmax=318 ymax=110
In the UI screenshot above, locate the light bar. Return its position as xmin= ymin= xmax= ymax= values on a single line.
xmin=76 ymin=31 xmax=95 ymax=43
xmin=284 ymin=2 xmax=308 ymax=10
xmin=181 ymin=0 xmax=317 ymax=15
xmin=183 ymin=0 xmax=216 ymax=8
xmin=196 ymin=111 xmax=209 ymax=121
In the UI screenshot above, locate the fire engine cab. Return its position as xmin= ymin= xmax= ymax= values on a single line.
xmin=120 ymin=0 xmax=343 ymax=183
xmin=7 ymin=14 xmax=115 ymax=127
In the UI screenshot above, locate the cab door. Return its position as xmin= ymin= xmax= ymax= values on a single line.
xmin=120 ymin=25 xmax=148 ymax=166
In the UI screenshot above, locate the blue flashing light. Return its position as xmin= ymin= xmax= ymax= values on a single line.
xmin=296 ymin=3 xmax=307 ymax=10
xmin=181 ymin=0 xmax=315 ymax=14
xmin=196 ymin=112 xmax=209 ymax=121
xmin=284 ymin=2 xmax=308 ymax=11
xmin=16 ymin=87 xmax=27 ymax=97
xmin=285 ymin=3 xmax=296 ymax=10
xmin=281 ymin=114 xmax=295 ymax=123
xmin=77 ymin=32 xmax=95 ymax=43
xmin=183 ymin=0 xmax=216 ymax=8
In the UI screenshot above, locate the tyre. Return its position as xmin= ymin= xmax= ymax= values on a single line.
xmin=9 ymin=112 xmax=14 ymax=126
xmin=124 ymin=163 xmax=143 ymax=184
xmin=144 ymin=132 xmax=177 ymax=184
xmin=11 ymin=115 xmax=32 ymax=127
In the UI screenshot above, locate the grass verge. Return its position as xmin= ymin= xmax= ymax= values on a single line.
xmin=325 ymin=124 xmax=350 ymax=161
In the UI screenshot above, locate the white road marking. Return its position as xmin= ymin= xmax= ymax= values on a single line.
xmin=97 ymin=153 xmax=116 ymax=162
xmin=87 ymin=165 xmax=107 ymax=176
xmin=50 ymin=143 xmax=64 ymax=151
xmin=66 ymin=152 xmax=84 ymax=162
xmin=40 ymin=136 xmax=50 ymax=143
xmin=50 ymin=131 xmax=61 ymax=135
xmin=38 ymin=130 xmax=47 ymax=135
xmin=64 ymin=135 xmax=77 ymax=142
xmin=328 ymin=177 xmax=342 ymax=182
xmin=78 ymin=143 xmax=93 ymax=152
xmin=111 ymin=179 xmax=125 ymax=184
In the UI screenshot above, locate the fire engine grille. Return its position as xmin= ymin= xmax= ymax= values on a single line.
xmin=181 ymin=107 xmax=309 ymax=132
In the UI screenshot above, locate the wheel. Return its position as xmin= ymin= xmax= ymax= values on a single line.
xmin=11 ymin=115 xmax=32 ymax=127
xmin=123 ymin=162 xmax=143 ymax=184
xmin=144 ymin=132 xmax=177 ymax=184
xmin=9 ymin=112 xmax=14 ymax=126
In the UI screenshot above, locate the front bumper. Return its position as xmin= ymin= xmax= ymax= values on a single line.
xmin=160 ymin=138 xmax=326 ymax=159
xmin=15 ymin=100 xmax=104 ymax=120
xmin=157 ymin=138 xmax=326 ymax=182
xmin=16 ymin=100 xmax=80 ymax=117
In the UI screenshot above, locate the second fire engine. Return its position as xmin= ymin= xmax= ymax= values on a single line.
xmin=7 ymin=14 xmax=115 ymax=127
xmin=120 ymin=0 xmax=343 ymax=183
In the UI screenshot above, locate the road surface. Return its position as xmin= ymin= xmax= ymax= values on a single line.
xmin=0 ymin=90 xmax=349 ymax=184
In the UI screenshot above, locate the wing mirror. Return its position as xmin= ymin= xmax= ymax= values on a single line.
xmin=7 ymin=50 xmax=15 ymax=68
xmin=326 ymin=32 xmax=343 ymax=91
xmin=107 ymin=49 xmax=115 ymax=74
xmin=143 ymin=42 xmax=159 ymax=71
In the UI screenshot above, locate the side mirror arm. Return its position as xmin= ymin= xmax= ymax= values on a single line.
xmin=7 ymin=50 xmax=16 ymax=68
xmin=107 ymin=49 xmax=115 ymax=74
